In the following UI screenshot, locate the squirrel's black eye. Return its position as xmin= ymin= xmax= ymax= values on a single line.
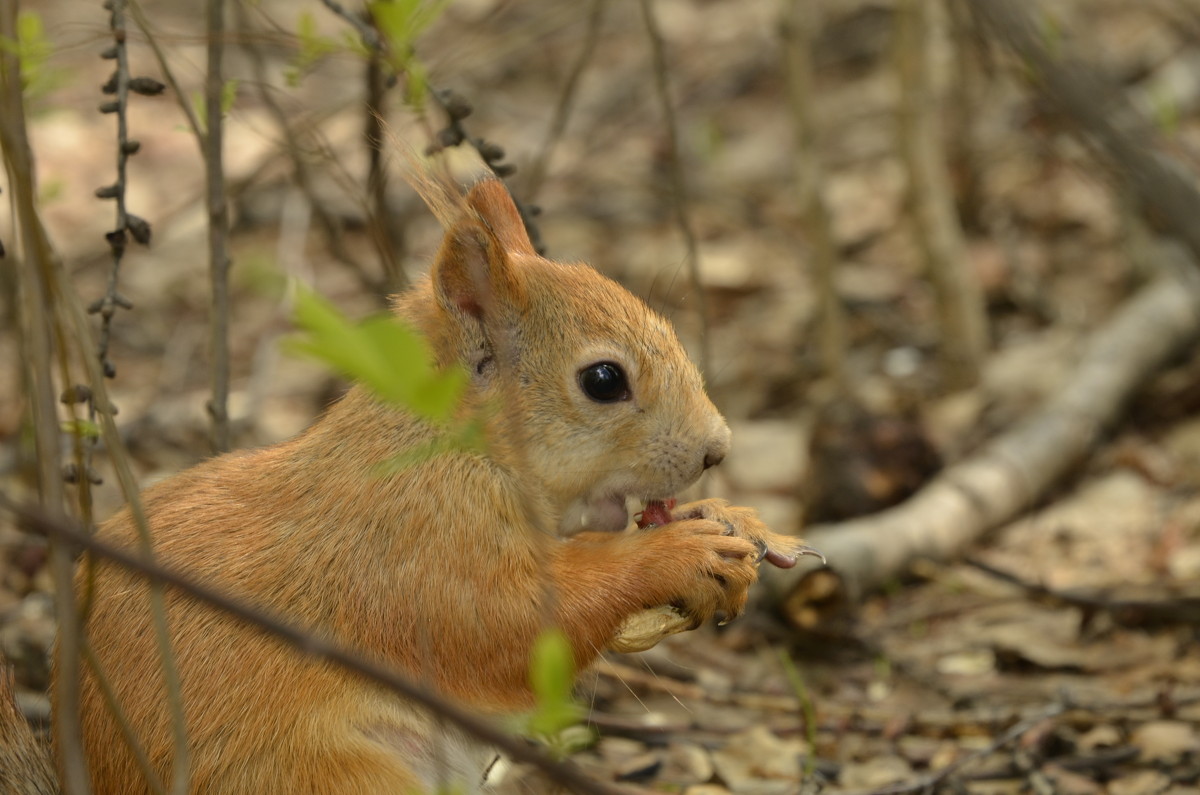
xmin=579 ymin=362 xmax=630 ymax=403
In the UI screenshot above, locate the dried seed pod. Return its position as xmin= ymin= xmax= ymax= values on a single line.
xmin=105 ymin=229 xmax=126 ymax=255
xmin=60 ymin=385 xmax=93 ymax=405
xmin=128 ymin=77 xmax=165 ymax=96
xmin=121 ymin=140 xmax=140 ymax=155
xmin=126 ymin=214 xmax=151 ymax=245
xmin=98 ymin=101 xmax=120 ymax=114
xmin=94 ymin=184 xmax=119 ymax=199
xmin=440 ymin=91 xmax=472 ymax=120
xmin=436 ymin=127 xmax=463 ymax=148
xmin=101 ymin=72 xmax=118 ymax=94
xmin=477 ymin=141 xmax=505 ymax=163
xmin=102 ymin=359 xmax=117 ymax=379
xmin=100 ymin=45 xmax=118 ymax=59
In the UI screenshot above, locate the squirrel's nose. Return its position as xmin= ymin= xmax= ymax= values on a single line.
xmin=702 ymin=415 xmax=731 ymax=471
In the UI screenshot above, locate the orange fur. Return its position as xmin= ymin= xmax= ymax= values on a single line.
xmin=61 ymin=180 xmax=786 ymax=793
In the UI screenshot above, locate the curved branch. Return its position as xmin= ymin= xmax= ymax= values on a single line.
xmin=771 ymin=266 xmax=1200 ymax=618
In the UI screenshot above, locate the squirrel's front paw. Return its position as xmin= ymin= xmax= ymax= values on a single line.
xmin=672 ymin=498 xmax=823 ymax=570
xmin=646 ymin=518 xmax=760 ymax=627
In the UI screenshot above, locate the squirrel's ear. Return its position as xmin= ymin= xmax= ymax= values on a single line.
xmin=464 ymin=179 xmax=536 ymax=257
xmin=432 ymin=221 xmax=524 ymax=320
xmin=432 ymin=180 xmax=530 ymax=320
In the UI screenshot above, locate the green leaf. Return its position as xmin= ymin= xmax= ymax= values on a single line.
xmin=287 ymin=10 xmax=343 ymax=85
xmin=526 ymin=629 xmax=581 ymax=737
xmin=373 ymin=417 xmax=486 ymax=476
xmin=0 ymin=12 xmax=66 ymax=102
xmin=403 ymin=57 xmax=429 ymax=109
xmin=61 ymin=419 xmax=100 ymax=440
xmin=221 ymin=78 xmax=239 ymax=115
xmin=284 ymin=284 xmax=467 ymax=425
xmin=190 ymin=79 xmax=239 ymax=135
xmin=368 ymin=0 xmax=449 ymax=108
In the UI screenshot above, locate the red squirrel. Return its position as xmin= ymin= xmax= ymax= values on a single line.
xmin=4 ymin=179 xmax=807 ymax=793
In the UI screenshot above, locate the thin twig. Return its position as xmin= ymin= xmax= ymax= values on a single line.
xmin=1 ymin=6 xmax=191 ymax=784
xmin=523 ymin=0 xmax=607 ymax=201
xmin=318 ymin=0 xmax=380 ymax=49
xmin=317 ymin=0 xmax=408 ymax=290
xmin=896 ymin=0 xmax=986 ymax=389
xmin=0 ymin=2 xmax=87 ymax=787
xmin=637 ymin=0 xmax=710 ymax=377
xmin=846 ymin=703 xmax=1065 ymax=795
xmin=781 ymin=0 xmax=847 ymax=391
xmin=93 ymin=0 xmax=137 ymax=381
xmin=0 ymin=494 xmax=629 ymax=795
xmin=94 ymin=5 xmax=193 ymax=786
xmin=206 ymin=0 xmax=232 ymax=455
xmin=81 ymin=643 xmax=167 ymax=795
xmin=233 ymin=4 xmax=384 ymax=296
xmin=964 ymin=556 xmax=1200 ymax=627
xmin=966 ymin=0 xmax=1200 ymax=265
xmin=126 ymin=0 xmax=205 ymax=149
xmin=426 ymin=89 xmax=547 ymax=254
xmin=365 ymin=49 xmax=407 ymax=292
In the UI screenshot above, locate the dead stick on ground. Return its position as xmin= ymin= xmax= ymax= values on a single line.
xmin=964 ymin=557 xmax=1200 ymax=628
xmin=768 ymin=262 xmax=1200 ymax=617
xmin=770 ymin=0 xmax=1200 ymax=618
xmin=847 ymin=703 xmax=1065 ymax=795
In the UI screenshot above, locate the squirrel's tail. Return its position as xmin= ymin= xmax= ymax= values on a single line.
xmin=0 ymin=666 xmax=57 ymax=795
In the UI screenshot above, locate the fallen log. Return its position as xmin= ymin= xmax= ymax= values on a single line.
xmin=770 ymin=265 xmax=1200 ymax=626
xmin=769 ymin=0 xmax=1200 ymax=630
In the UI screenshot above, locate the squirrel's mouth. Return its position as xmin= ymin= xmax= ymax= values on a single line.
xmin=560 ymin=494 xmax=673 ymax=535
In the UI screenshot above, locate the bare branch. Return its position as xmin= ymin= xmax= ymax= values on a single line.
xmin=965 ymin=0 xmax=1200 ymax=264
xmin=771 ymin=265 xmax=1200 ymax=617
xmin=637 ymin=0 xmax=710 ymax=376
xmin=365 ymin=57 xmax=407 ymax=292
xmin=233 ymin=5 xmax=384 ymax=296
xmin=523 ymin=0 xmax=607 ymax=201
xmin=126 ymin=0 xmax=205 ymax=148
xmin=318 ymin=0 xmax=379 ymax=50
xmin=896 ymin=0 xmax=987 ymax=388
xmin=781 ymin=0 xmax=847 ymax=390
xmin=205 ymin=0 xmax=232 ymax=456
xmin=0 ymin=1 xmax=86 ymax=785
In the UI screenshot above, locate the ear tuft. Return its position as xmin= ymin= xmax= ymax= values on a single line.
xmin=464 ymin=179 xmax=536 ymax=257
xmin=434 ymin=225 xmax=492 ymax=319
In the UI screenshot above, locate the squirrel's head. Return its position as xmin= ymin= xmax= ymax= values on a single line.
xmin=397 ymin=179 xmax=730 ymax=535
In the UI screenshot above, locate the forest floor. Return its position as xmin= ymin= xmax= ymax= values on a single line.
xmin=2 ymin=0 xmax=1200 ymax=793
